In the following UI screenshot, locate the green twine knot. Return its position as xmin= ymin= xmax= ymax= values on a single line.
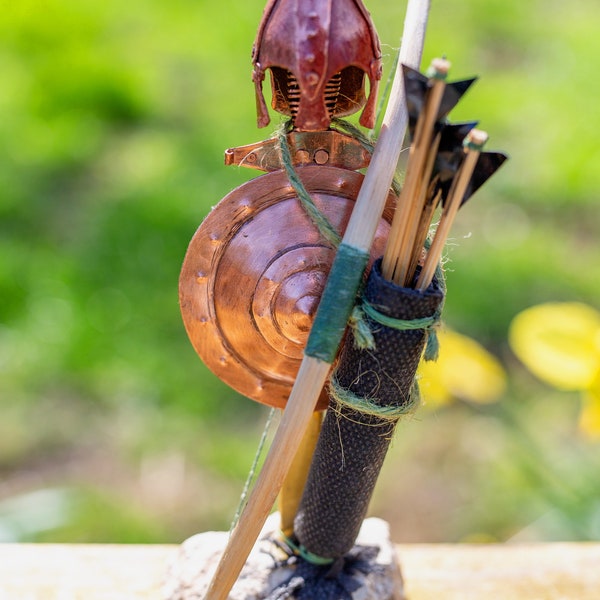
xmin=348 ymin=305 xmax=376 ymax=350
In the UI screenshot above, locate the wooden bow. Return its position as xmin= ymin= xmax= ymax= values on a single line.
xmin=205 ymin=2 xmax=431 ymax=598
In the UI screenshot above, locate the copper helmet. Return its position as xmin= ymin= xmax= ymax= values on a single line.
xmin=252 ymin=0 xmax=382 ymax=131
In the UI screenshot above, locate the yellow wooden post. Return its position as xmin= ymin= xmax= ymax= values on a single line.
xmin=278 ymin=410 xmax=323 ymax=538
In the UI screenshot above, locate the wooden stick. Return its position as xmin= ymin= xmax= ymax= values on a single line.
xmin=403 ymin=133 xmax=442 ymax=283
xmin=382 ymin=58 xmax=450 ymax=285
xmin=205 ymin=359 xmax=330 ymax=600
xmin=343 ymin=1 xmax=430 ymax=252
xmin=415 ymin=129 xmax=488 ymax=291
xmin=204 ymin=3 xmax=431 ymax=598
xmin=406 ymin=185 xmax=442 ymax=278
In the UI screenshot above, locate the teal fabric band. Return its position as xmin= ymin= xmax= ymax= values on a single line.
xmin=305 ymin=243 xmax=370 ymax=363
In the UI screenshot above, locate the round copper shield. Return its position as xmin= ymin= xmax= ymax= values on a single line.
xmin=179 ymin=165 xmax=395 ymax=410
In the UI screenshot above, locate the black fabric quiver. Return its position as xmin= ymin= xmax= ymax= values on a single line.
xmin=293 ymin=258 xmax=445 ymax=560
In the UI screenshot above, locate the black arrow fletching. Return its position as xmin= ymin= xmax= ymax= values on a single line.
xmin=438 ymin=77 xmax=478 ymax=120
xmin=403 ymin=64 xmax=429 ymax=136
xmin=400 ymin=61 xmax=508 ymax=222
xmin=437 ymin=149 xmax=508 ymax=207
xmin=460 ymin=151 xmax=508 ymax=206
xmin=434 ymin=121 xmax=479 ymax=184
xmin=403 ymin=63 xmax=478 ymax=139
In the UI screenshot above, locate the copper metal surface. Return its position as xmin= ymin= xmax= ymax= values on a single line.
xmin=252 ymin=0 xmax=382 ymax=131
xmin=179 ymin=165 xmax=395 ymax=409
xmin=224 ymin=130 xmax=372 ymax=173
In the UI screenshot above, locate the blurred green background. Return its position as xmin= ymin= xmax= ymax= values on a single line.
xmin=1 ymin=0 xmax=599 ymax=544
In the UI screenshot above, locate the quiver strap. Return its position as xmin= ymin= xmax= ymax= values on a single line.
xmin=294 ymin=258 xmax=445 ymax=560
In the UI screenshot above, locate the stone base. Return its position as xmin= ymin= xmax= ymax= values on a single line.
xmin=164 ymin=514 xmax=404 ymax=600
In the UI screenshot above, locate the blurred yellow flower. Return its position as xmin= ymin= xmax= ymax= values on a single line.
xmin=418 ymin=328 xmax=507 ymax=408
xmin=508 ymin=302 xmax=600 ymax=439
xmin=508 ymin=302 xmax=600 ymax=391
xmin=579 ymin=384 xmax=600 ymax=440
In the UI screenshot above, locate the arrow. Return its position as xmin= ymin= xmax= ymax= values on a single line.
xmin=415 ymin=128 xmax=507 ymax=291
xmin=382 ymin=61 xmax=478 ymax=287
xmin=405 ymin=120 xmax=479 ymax=278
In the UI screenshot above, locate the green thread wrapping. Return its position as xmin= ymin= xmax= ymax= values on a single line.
xmin=329 ymin=374 xmax=420 ymax=424
xmin=351 ymin=299 xmax=442 ymax=361
xmin=354 ymin=240 xmax=447 ymax=361
xmin=362 ymin=300 xmax=437 ymax=331
xmin=280 ymin=531 xmax=335 ymax=566
xmin=305 ymin=244 xmax=370 ymax=363
xmin=277 ymin=123 xmax=342 ymax=247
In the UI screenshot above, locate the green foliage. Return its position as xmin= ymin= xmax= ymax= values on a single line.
xmin=1 ymin=0 xmax=599 ymax=543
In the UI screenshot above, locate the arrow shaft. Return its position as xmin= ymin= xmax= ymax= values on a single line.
xmin=416 ymin=146 xmax=481 ymax=291
xmin=382 ymin=72 xmax=447 ymax=285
